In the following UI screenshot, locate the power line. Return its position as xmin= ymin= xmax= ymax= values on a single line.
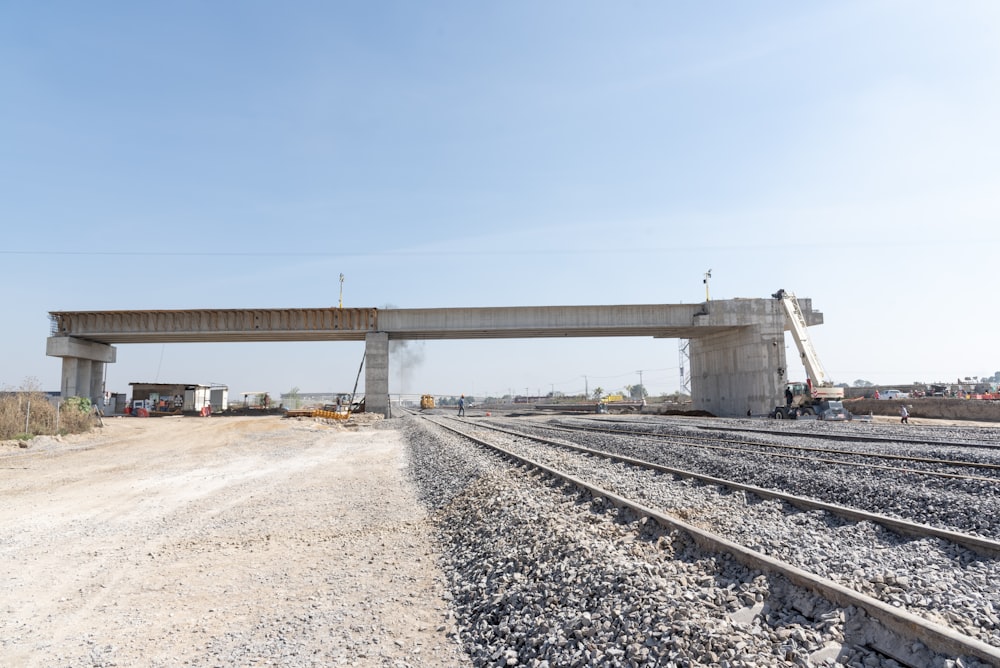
xmin=5 ymin=236 xmax=986 ymax=258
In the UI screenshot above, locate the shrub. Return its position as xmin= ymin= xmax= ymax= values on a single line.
xmin=0 ymin=383 xmax=94 ymax=440
xmin=57 ymin=396 xmax=95 ymax=435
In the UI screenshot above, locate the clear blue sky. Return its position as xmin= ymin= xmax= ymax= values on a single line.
xmin=2 ymin=1 xmax=998 ymax=400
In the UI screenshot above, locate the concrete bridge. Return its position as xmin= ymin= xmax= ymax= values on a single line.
xmin=46 ymin=297 xmax=824 ymax=417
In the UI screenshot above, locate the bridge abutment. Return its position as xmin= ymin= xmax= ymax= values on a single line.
xmin=689 ymin=300 xmax=787 ymax=417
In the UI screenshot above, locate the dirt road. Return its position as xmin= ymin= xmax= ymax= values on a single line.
xmin=0 ymin=416 xmax=467 ymax=667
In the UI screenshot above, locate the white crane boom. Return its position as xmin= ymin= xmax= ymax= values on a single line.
xmin=776 ymin=290 xmax=832 ymax=388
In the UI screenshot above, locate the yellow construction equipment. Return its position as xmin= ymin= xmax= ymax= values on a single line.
xmin=313 ymin=408 xmax=351 ymax=420
xmin=420 ymin=394 xmax=435 ymax=409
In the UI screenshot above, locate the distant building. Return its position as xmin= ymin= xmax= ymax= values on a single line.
xmin=0 ymin=390 xmax=61 ymax=407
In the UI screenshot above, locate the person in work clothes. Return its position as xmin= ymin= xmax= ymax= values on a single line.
xmin=900 ymin=405 xmax=909 ymax=424
xmin=458 ymin=395 xmax=465 ymax=417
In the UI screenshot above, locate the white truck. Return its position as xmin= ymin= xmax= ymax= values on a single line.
xmin=770 ymin=289 xmax=846 ymax=419
xmin=877 ymin=389 xmax=907 ymax=400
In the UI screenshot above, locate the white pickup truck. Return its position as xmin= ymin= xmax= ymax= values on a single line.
xmin=878 ymin=389 xmax=908 ymax=400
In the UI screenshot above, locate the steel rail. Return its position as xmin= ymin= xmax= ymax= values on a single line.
xmin=424 ymin=416 xmax=1000 ymax=665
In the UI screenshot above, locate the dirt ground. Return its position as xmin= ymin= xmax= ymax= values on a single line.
xmin=0 ymin=415 xmax=467 ymax=667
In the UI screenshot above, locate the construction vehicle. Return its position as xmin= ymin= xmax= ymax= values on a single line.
xmin=420 ymin=394 xmax=435 ymax=409
xmin=770 ymin=289 xmax=845 ymax=419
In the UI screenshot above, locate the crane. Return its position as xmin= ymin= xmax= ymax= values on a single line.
xmin=771 ymin=289 xmax=844 ymax=418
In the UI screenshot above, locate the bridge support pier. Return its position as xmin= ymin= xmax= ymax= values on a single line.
xmin=46 ymin=337 xmax=116 ymax=405
xmin=364 ymin=332 xmax=390 ymax=418
xmin=689 ymin=300 xmax=787 ymax=417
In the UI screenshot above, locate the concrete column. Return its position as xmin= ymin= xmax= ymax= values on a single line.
xmin=364 ymin=332 xmax=390 ymax=418
xmin=61 ymin=357 xmax=82 ymax=400
xmin=689 ymin=300 xmax=786 ymax=417
xmin=90 ymin=361 xmax=105 ymax=404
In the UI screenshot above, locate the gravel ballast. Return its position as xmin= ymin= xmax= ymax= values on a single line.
xmin=402 ymin=414 xmax=995 ymax=667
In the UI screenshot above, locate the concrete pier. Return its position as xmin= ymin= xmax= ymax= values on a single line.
xmin=45 ymin=336 xmax=116 ymax=405
xmin=364 ymin=332 xmax=390 ymax=418
xmin=689 ymin=299 xmax=787 ymax=417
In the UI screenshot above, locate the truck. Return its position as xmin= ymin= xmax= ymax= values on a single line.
xmin=770 ymin=289 xmax=845 ymax=419
xmin=878 ymin=389 xmax=907 ymax=400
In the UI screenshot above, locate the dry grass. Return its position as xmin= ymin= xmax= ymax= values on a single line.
xmin=0 ymin=381 xmax=94 ymax=440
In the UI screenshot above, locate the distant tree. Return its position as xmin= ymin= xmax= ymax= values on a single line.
xmin=627 ymin=384 xmax=649 ymax=400
xmin=592 ymin=387 xmax=604 ymax=401
xmin=852 ymin=379 xmax=874 ymax=387
xmin=286 ymin=386 xmax=301 ymax=409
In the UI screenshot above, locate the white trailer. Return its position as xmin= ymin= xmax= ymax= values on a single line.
xmin=183 ymin=385 xmax=212 ymax=415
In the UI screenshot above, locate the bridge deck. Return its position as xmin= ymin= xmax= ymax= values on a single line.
xmin=47 ymin=303 xmax=752 ymax=343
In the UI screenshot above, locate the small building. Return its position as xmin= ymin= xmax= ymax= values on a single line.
xmin=129 ymin=383 xmax=228 ymax=415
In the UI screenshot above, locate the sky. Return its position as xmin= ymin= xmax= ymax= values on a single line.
xmin=2 ymin=1 xmax=999 ymax=402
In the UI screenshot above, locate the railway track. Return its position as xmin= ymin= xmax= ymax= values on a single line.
xmin=447 ymin=418 xmax=1000 ymax=559
xmin=544 ymin=420 xmax=1000 ymax=482
xmin=417 ymin=414 xmax=1000 ymax=665
xmin=502 ymin=416 xmax=1000 ymax=542
xmin=701 ymin=423 xmax=1000 ymax=450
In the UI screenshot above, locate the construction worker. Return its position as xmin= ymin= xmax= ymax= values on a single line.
xmin=458 ymin=394 xmax=465 ymax=417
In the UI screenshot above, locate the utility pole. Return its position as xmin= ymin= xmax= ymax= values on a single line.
xmin=339 ymin=273 xmax=345 ymax=309
xmin=679 ymin=340 xmax=691 ymax=395
xmin=584 ymin=375 xmax=588 ymax=399
xmin=703 ymin=269 xmax=712 ymax=302
xmin=637 ymin=370 xmax=643 ymax=398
